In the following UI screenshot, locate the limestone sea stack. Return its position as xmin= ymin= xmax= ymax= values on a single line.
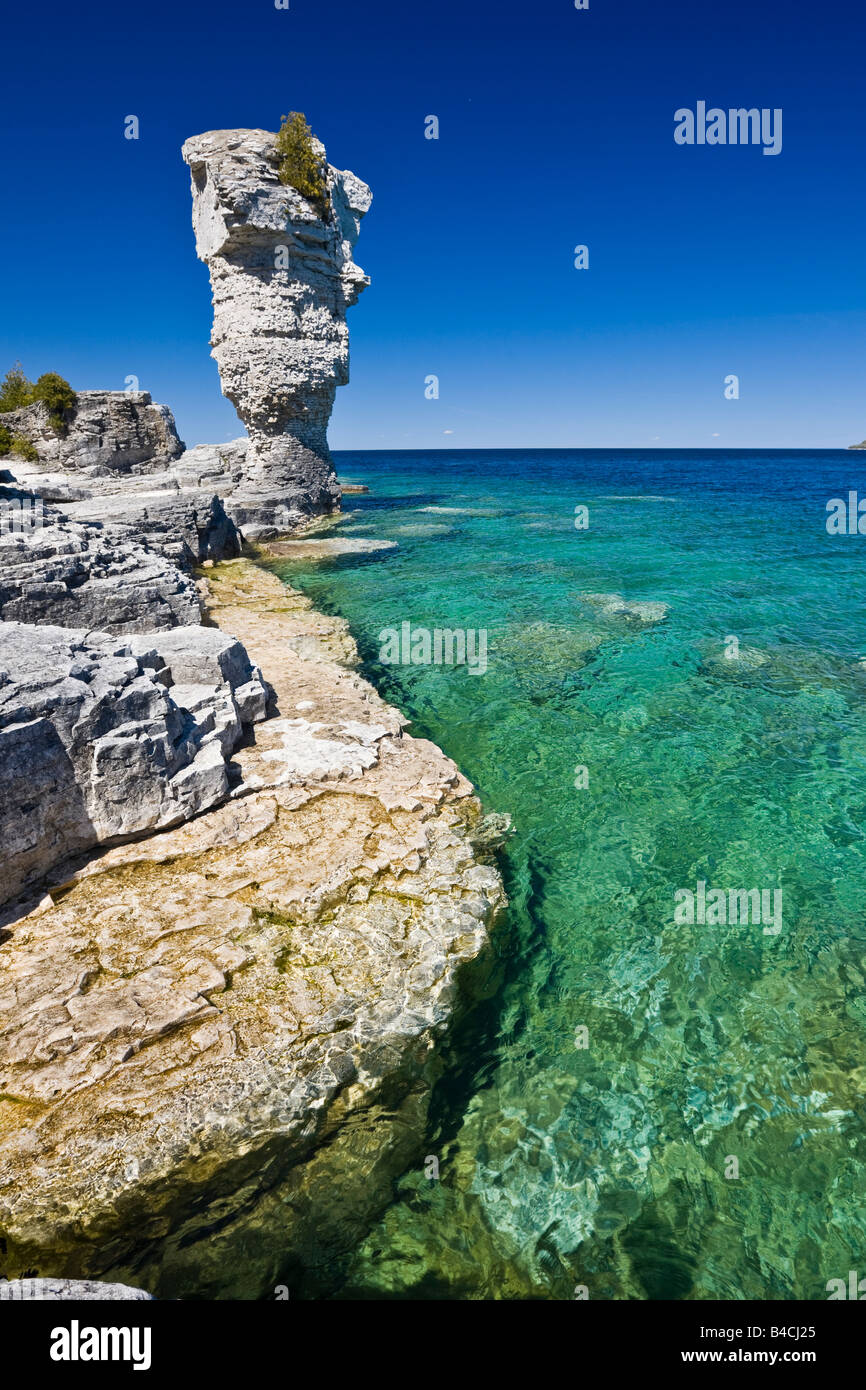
xmin=181 ymin=128 xmax=372 ymax=534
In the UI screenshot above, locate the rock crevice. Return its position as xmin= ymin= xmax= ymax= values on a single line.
xmin=0 ymin=618 xmax=270 ymax=904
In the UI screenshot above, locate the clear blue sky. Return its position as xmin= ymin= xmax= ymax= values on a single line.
xmin=1 ymin=0 xmax=864 ymax=449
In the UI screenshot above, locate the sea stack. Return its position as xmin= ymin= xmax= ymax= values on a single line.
xmin=181 ymin=128 xmax=372 ymax=532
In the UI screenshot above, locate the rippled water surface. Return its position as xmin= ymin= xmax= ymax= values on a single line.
xmin=272 ymin=449 xmax=866 ymax=1300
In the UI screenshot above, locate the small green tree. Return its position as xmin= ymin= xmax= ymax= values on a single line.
xmin=11 ymin=435 xmax=38 ymax=461
xmin=275 ymin=112 xmax=329 ymax=221
xmin=0 ymin=363 xmax=34 ymax=413
xmin=31 ymin=372 xmax=77 ymax=431
xmin=0 ymin=424 xmax=12 ymax=456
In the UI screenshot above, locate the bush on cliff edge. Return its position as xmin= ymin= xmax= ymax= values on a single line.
xmin=31 ymin=372 xmax=78 ymax=432
xmin=275 ymin=112 xmax=329 ymax=221
xmin=0 ymin=364 xmax=77 ymax=445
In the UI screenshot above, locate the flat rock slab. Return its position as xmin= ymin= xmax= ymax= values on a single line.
xmin=0 ymin=560 xmax=505 ymax=1301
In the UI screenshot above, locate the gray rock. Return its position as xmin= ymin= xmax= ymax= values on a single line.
xmin=2 ymin=476 xmax=240 ymax=565
xmin=66 ymin=494 xmax=240 ymax=568
xmin=0 ymin=513 xmax=202 ymax=632
xmin=0 ymin=621 xmax=270 ymax=905
xmin=0 ymin=391 xmax=184 ymax=476
xmin=181 ymin=127 xmax=372 ymax=529
xmin=0 ymin=1278 xmax=153 ymax=1301
xmin=1 ymin=389 xmax=243 ymax=563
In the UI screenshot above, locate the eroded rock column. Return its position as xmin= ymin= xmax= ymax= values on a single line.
xmin=181 ymin=128 xmax=372 ymax=531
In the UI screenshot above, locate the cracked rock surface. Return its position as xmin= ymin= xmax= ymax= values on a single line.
xmin=0 ymin=514 xmax=202 ymax=632
xmin=0 ymin=392 xmax=184 ymax=477
xmin=0 ymin=1278 xmax=153 ymax=1301
xmin=0 ymin=561 xmax=505 ymax=1299
xmin=0 ymin=618 xmax=269 ymax=905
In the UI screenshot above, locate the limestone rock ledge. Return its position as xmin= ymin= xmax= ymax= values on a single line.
xmin=1 ymin=388 xmax=243 ymax=564
xmin=0 ymin=561 xmax=506 ymax=1300
xmin=0 ymin=619 xmax=270 ymax=905
xmin=0 ymin=391 xmax=184 ymax=478
xmin=0 ymin=513 xmax=202 ymax=631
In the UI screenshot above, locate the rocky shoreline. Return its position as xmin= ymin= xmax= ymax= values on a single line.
xmin=0 ymin=123 xmax=507 ymax=1298
xmin=0 ymin=558 xmax=505 ymax=1298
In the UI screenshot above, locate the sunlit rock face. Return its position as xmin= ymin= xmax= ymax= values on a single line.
xmin=181 ymin=128 xmax=372 ymax=534
xmin=0 ymin=392 xmax=184 ymax=477
xmin=0 ymin=563 xmax=505 ymax=1300
xmin=0 ymin=618 xmax=270 ymax=905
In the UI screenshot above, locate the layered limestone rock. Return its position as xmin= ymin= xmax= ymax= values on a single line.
xmin=0 ymin=391 xmax=184 ymax=478
xmin=0 ymin=561 xmax=505 ymax=1299
xmin=0 ymin=619 xmax=269 ymax=905
xmin=2 ymin=468 xmax=241 ymax=570
xmin=181 ymin=128 xmax=372 ymax=534
xmin=0 ymin=513 xmax=202 ymax=631
xmin=1 ymin=384 xmax=243 ymax=566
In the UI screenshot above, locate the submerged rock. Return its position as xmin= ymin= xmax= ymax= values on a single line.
xmin=579 ymin=592 xmax=669 ymax=625
xmin=264 ymin=536 xmax=397 ymax=560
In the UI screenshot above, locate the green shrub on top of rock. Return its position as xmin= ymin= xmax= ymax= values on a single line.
xmin=0 ymin=363 xmax=34 ymax=413
xmin=0 ymin=364 xmax=77 ymax=438
xmin=31 ymin=372 xmax=78 ymax=432
xmin=275 ymin=112 xmax=329 ymax=221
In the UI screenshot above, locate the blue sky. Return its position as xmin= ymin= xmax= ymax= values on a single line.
xmin=1 ymin=0 xmax=864 ymax=449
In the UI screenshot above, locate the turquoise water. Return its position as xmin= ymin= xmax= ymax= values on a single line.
xmin=273 ymin=449 xmax=866 ymax=1300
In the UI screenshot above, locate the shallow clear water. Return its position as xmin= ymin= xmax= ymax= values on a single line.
xmin=273 ymin=449 xmax=866 ymax=1300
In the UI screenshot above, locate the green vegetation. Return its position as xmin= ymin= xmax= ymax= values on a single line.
xmin=0 ymin=365 xmax=77 ymax=456
xmin=11 ymin=435 xmax=38 ymax=461
xmin=275 ymin=112 xmax=329 ymax=221
xmin=31 ymin=372 xmax=77 ymax=430
xmin=0 ymin=363 xmax=34 ymax=413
